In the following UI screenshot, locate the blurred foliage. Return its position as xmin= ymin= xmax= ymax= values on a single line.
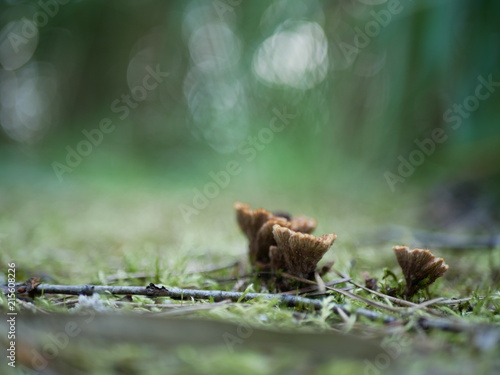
xmin=0 ymin=0 xmax=499 ymax=225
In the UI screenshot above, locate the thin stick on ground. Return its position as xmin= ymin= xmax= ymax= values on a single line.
xmin=14 ymin=282 xmax=394 ymax=323
xmin=11 ymin=282 xmax=497 ymax=334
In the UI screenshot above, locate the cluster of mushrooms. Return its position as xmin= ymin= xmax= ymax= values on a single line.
xmin=234 ymin=202 xmax=449 ymax=298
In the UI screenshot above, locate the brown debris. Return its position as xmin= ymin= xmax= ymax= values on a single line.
xmin=271 ymin=225 xmax=337 ymax=280
xmin=234 ymin=202 xmax=317 ymax=265
xmin=13 ymin=277 xmax=42 ymax=299
xmin=364 ymin=278 xmax=378 ymax=291
xmin=362 ymin=272 xmax=378 ymax=291
xmin=393 ymin=245 xmax=449 ymax=298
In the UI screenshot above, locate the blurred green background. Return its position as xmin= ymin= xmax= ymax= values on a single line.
xmin=1 ymin=0 xmax=499 ymax=233
xmin=1 ymin=3 xmax=499 ymax=373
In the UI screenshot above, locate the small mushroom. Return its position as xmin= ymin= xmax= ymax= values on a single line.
xmin=252 ymin=218 xmax=290 ymax=264
xmin=393 ymin=245 xmax=449 ymax=298
xmin=234 ymin=202 xmax=273 ymax=242
xmin=234 ymin=202 xmax=286 ymax=264
xmin=288 ymin=215 xmax=317 ymax=234
xmin=270 ymin=224 xmax=337 ymax=280
xmin=234 ymin=202 xmax=317 ymax=265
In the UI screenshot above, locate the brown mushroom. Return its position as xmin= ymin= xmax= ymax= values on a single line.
xmin=234 ymin=202 xmax=317 ymax=265
xmin=393 ymin=245 xmax=449 ymax=298
xmin=288 ymin=215 xmax=317 ymax=234
xmin=234 ymin=202 xmax=274 ymax=243
xmin=270 ymin=224 xmax=337 ymax=280
xmin=252 ymin=218 xmax=290 ymax=264
xmin=234 ymin=202 xmax=284 ymax=264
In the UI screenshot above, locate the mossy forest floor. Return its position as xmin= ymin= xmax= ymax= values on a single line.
xmin=1 ymin=176 xmax=499 ymax=375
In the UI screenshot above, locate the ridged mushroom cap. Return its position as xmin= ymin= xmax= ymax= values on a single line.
xmin=234 ymin=202 xmax=317 ymax=265
xmin=393 ymin=245 xmax=449 ymax=297
xmin=234 ymin=202 xmax=274 ymax=242
xmin=271 ymin=225 xmax=337 ymax=278
xmin=288 ymin=215 xmax=317 ymax=234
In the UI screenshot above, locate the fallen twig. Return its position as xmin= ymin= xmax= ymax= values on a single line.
xmin=14 ymin=282 xmax=394 ymax=323
xmin=407 ymin=298 xmax=447 ymax=312
xmin=429 ymin=296 xmax=497 ymax=305
xmin=9 ymin=282 xmax=495 ymax=334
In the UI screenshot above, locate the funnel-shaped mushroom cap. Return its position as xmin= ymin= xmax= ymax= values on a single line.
xmin=288 ymin=215 xmax=317 ymax=234
xmin=271 ymin=225 xmax=337 ymax=279
xmin=393 ymin=245 xmax=449 ymax=297
xmin=234 ymin=202 xmax=317 ymax=265
xmin=234 ymin=202 xmax=274 ymax=241
xmin=253 ymin=218 xmax=290 ymax=263
xmin=234 ymin=202 xmax=285 ymax=263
